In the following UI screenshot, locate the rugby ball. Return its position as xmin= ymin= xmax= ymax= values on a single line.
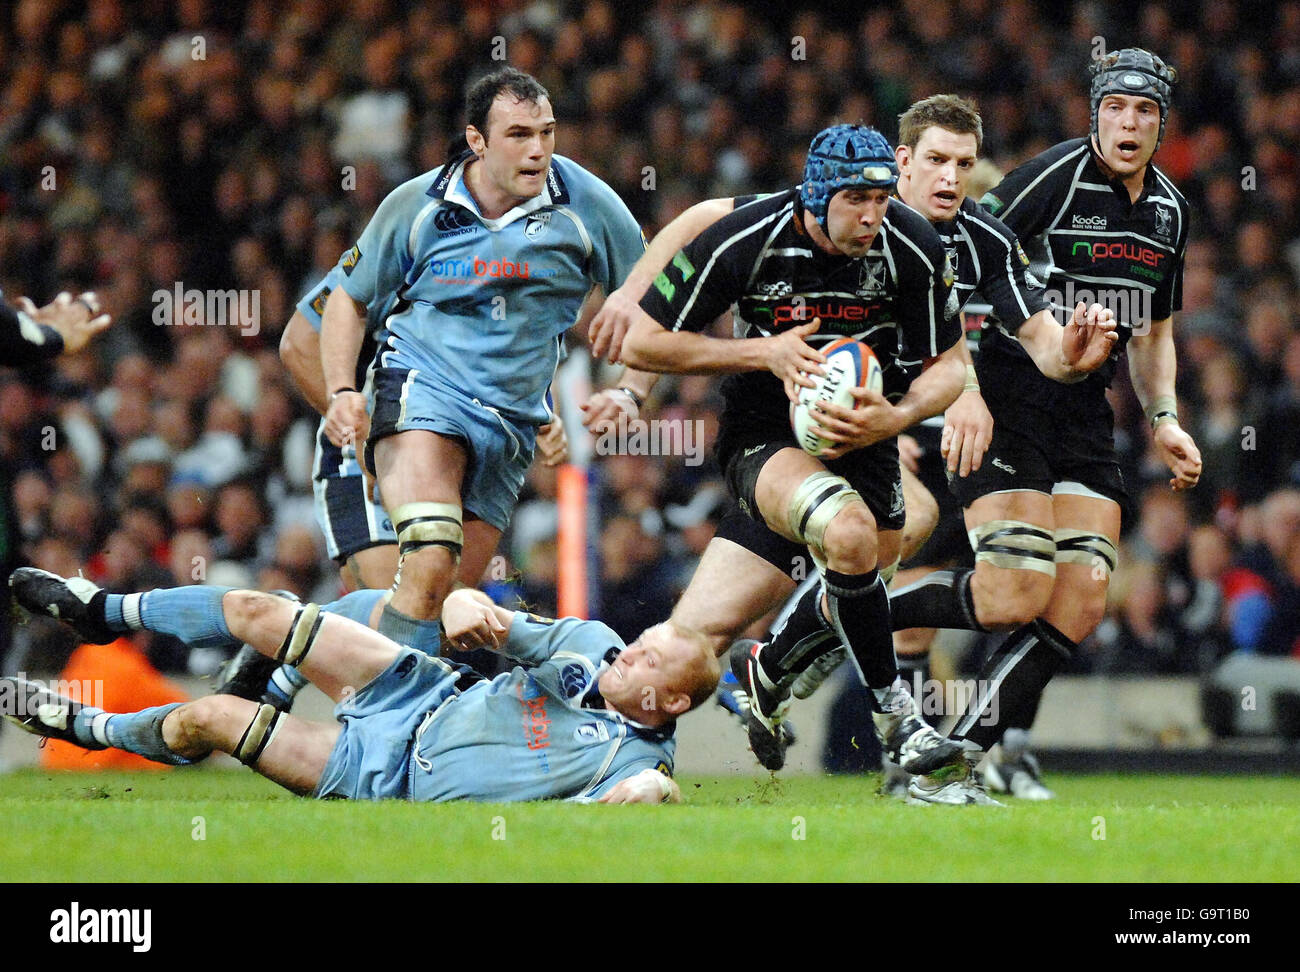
xmin=790 ymin=338 xmax=884 ymax=455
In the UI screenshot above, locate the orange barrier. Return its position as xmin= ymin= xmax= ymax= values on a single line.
xmin=556 ymin=463 xmax=588 ymax=618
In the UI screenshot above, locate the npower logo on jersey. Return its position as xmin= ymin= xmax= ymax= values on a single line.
xmin=1071 ymin=240 xmax=1164 ymax=268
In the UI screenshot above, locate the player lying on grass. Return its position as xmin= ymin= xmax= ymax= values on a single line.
xmin=4 ymin=569 xmax=718 ymax=804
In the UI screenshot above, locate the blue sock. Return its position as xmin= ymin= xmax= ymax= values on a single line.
xmin=376 ymin=601 xmax=442 ymax=655
xmin=100 ymin=704 xmax=197 ymax=765
xmin=322 ymin=588 xmax=388 ymax=626
xmin=265 ymin=665 xmax=308 ymax=707
xmin=106 ymin=586 xmax=236 ymax=651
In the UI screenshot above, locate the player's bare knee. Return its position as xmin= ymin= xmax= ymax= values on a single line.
xmin=393 ymin=502 xmax=462 ymax=582
xmin=971 ymin=565 xmax=1052 ymax=629
xmin=819 ymin=505 xmax=878 ymax=573
xmin=223 ymin=589 xmax=273 ymax=630
xmin=1048 ymin=591 xmax=1107 ymax=642
xmin=165 ymin=697 xmax=226 ymax=752
xmin=902 ymin=491 xmax=939 ymax=555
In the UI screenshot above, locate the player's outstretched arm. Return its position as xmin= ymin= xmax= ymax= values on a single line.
xmin=589 ymin=198 xmax=735 ymax=362
xmin=597 ymin=768 xmax=681 ymax=804
xmin=622 ymin=313 xmax=823 ymax=401
xmin=280 ymin=310 xmax=329 ymax=414
xmin=1127 ymin=315 xmax=1202 ymax=491
xmin=1017 ymin=302 xmax=1117 ymax=382
xmin=6 ymin=292 xmax=111 ymax=362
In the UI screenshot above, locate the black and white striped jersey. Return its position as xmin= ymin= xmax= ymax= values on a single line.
xmin=980 ymin=137 xmax=1190 ymax=389
xmin=639 ymin=189 xmax=958 ymax=428
xmin=934 ymin=196 xmax=1051 ymax=330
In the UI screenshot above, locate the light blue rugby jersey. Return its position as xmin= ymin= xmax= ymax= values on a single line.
xmin=410 ymin=614 xmax=675 ymax=803
xmin=336 ymin=151 xmax=645 ymax=426
xmin=295 ymin=263 xmax=399 ymax=480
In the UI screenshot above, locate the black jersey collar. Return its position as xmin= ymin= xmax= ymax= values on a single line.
xmin=1087 ymin=140 xmax=1160 ymax=208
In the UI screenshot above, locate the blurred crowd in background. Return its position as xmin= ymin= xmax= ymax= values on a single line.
xmin=1 ymin=0 xmax=1297 ymax=684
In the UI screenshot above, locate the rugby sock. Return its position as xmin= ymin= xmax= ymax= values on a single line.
xmin=822 ymin=568 xmax=898 ymax=693
xmin=377 ymin=602 xmax=442 ymax=655
xmin=887 ymin=568 xmax=985 ymax=632
xmin=98 ymin=703 xmax=196 ymax=765
xmin=323 ymin=588 xmax=388 ymax=626
xmin=106 ymin=587 xmax=237 ymax=651
xmin=265 ymin=665 xmax=308 ymax=707
xmin=757 ymin=580 xmax=838 ymax=692
xmin=950 ymin=618 xmax=1075 ymax=750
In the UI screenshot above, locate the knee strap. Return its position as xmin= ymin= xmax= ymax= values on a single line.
xmin=968 ymin=519 xmax=1057 ymax=576
xmin=393 ymin=501 xmax=464 ymax=559
xmin=276 ymin=602 xmax=323 ymax=667
xmin=234 ymin=703 xmax=284 ymax=767
xmin=1053 ymin=528 xmax=1118 ymax=575
xmin=787 ymin=471 xmax=862 ymax=550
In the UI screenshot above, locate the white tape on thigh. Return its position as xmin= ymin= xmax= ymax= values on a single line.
xmin=393 ymin=501 xmax=464 ymax=558
xmin=967 ymin=519 xmax=1057 ymax=576
xmin=234 ymin=703 xmax=283 ymax=767
xmin=788 ymin=471 xmax=861 ymax=550
xmin=276 ymin=602 xmax=323 ymax=667
xmin=1053 ymin=528 xmax=1118 ymax=575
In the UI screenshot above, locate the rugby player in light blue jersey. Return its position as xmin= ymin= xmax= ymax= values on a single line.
xmin=321 ymin=67 xmax=645 ymax=654
xmin=7 ymin=569 xmax=719 ymax=804
xmin=280 ymin=265 xmax=569 ymax=597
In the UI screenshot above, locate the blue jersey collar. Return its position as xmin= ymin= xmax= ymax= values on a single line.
xmin=429 ymin=151 xmax=571 ymax=231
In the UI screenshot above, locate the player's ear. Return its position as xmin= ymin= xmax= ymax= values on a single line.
xmin=466 ymin=125 xmax=486 ymax=156
xmin=895 ymin=144 xmax=910 ymax=171
xmin=663 ymin=691 xmax=691 ymax=717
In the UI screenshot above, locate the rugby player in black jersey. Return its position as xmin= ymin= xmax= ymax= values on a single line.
xmin=886 ymin=49 xmax=1200 ymax=800
xmin=582 ymin=118 xmax=1116 ymax=781
xmin=607 ymin=124 xmax=970 ymax=775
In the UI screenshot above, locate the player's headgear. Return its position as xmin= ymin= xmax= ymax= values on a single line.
xmin=801 ymin=124 xmax=898 ymax=234
xmin=1089 ymin=48 xmax=1178 ymax=146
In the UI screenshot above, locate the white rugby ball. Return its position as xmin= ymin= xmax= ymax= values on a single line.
xmin=790 ymin=338 xmax=884 ymax=455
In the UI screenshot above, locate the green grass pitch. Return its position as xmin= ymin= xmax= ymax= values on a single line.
xmin=3 ymin=768 xmax=1297 ymax=882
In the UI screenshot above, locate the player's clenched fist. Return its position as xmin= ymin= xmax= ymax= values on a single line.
xmin=1153 ymin=422 xmax=1202 ymax=491
xmin=536 ymin=415 xmax=569 ymax=466
xmin=324 ymin=390 xmax=369 ymax=449
xmin=442 ymin=589 xmax=508 ymax=652
xmin=579 ymin=388 xmax=638 ymax=434
xmin=1062 ymin=300 xmax=1118 ymax=375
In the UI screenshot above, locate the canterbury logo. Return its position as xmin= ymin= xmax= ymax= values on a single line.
xmin=432 ymin=208 xmax=476 ymax=233
xmin=992 ymin=458 xmax=1017 ymax=475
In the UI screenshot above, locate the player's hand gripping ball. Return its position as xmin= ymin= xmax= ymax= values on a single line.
xmin=789 ymin=338 xmax=883 ymax=455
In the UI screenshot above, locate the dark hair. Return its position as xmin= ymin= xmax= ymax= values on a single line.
xmin=898 ymin=94 xmax=983 ymax=153
xmin=465 ymin=67 xmax=550 ymax=142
